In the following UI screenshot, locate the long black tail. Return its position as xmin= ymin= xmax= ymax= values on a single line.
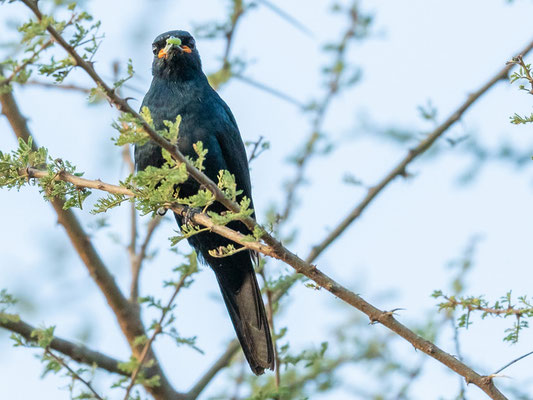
xmin=212 ymin=251 xmax=275 ymax=374
xmin=176 ymin=214 xmax=274 ymax=374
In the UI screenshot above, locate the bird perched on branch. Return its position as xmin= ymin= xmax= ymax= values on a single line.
xmin=135 ymin=30 xmax=274 ymax=375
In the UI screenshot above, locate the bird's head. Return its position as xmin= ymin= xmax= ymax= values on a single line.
xmin=151 ymin=30 xmax=202 ymax=80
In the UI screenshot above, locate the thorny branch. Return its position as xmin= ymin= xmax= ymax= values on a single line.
xmin=13 ymin=167 xmax=508 ymax=399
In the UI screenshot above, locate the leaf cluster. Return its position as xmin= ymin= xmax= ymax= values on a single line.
xmin=0 ymin=138 xmax=90 ymax=209
xmin=1 ymin=4 xmax=101 ymax=90
xmin=508 ymin=55 xmax=533 ymax=124
xmin=116 ymin=356 xmax=160 ymax=390
xmin=432 ymin=290 xmax=533 ymax=343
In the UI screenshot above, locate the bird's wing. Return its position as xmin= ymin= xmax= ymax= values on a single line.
xmin=214 ymin=101 xmax=254 ymax=206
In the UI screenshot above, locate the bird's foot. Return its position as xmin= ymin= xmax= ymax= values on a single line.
xmin=157 ymin=207 xmax=168 ymax=216
xmin=183 ymin=206 xmax=198 ymax=226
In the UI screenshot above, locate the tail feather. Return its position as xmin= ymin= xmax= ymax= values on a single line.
xmin=175 ymin=213 xmax=274 ymax=374
xmin=213 ymin=256 xmax=275 ymax=374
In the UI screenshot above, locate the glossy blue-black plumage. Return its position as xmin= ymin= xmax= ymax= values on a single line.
xmin=135 ymin=30 xmax=274 ymax=374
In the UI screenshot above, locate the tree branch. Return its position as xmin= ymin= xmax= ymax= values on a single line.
xmin=0 ymin=318 xmax=127 ymax=376
xmin=17 ymin=169 xmax=509 ymax=399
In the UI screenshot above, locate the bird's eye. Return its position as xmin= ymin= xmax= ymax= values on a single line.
xmin=188 ymin=39 xmax=195 ymax=49
xmin=152 ymin=44 xmax=158 ymax=55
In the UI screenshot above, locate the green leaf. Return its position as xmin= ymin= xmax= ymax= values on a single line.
xmin=31 ymin=326 xmax=55 ymax=348
xmin=161 ymin=115 xmax=181 ymax=144
xmin=166 ymin=37 xmax=182 ymax=45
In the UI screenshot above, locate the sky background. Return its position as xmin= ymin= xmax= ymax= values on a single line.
xmin=1 ymin=0 xmax=533 ymax=399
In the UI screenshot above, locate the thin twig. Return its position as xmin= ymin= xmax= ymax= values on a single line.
xmin=0 ymin=12 xmax=78 ymax=88
xmin=246 ymin=135 xmax=267 ymax=164
xmin=206 ymin=0 xmax=247 ymax=93
xmin=234 ymin=74 xmax=305 ymax=109
xmin=123 ymin=271 xmax=192 ymax=400
xmin=493 ymin=350 xmax=533 ymax=375
xmin=451 ymin=317 xmax=468 ymax=400
xmin=130 ymin=216 xmax=162 ymax=301
xmin=507 ymin=55 xmax=533 ymax=93
xmin=114 ymin=61 xmax=139 ymax=292
xmin=222 ymin=1 xmax=245 ymax=68
xmin=255 ymin=0 xmax=314 ymax=37
xmin=46 ymin=349 xmax=105 ymax=400
xmin=25 ymin=80 xmax=91 ymax=93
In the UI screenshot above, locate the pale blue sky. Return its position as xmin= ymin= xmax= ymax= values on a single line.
xmin=1 ymin=1 xmax=533 ymax=399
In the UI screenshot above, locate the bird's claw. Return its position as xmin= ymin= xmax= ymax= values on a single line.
xmin=183 ymin=207 xmax=198 ymax=226
xmin=157 ymin=207 xmax=168 ymax=216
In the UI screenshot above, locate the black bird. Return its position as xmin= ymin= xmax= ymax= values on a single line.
xmin=135 ymin=30 xmax=274 ymax=375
